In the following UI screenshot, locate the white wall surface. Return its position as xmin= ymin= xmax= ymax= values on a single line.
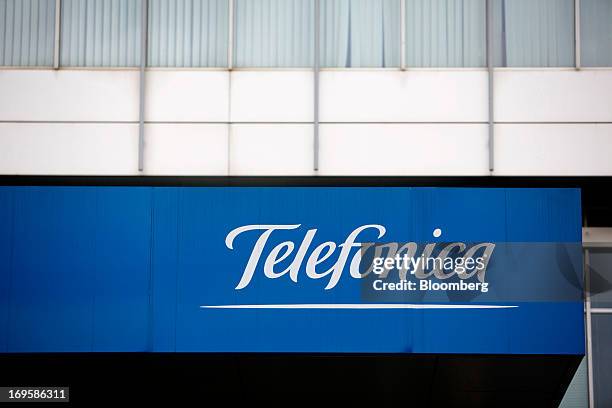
xmin=320 ymin=70 xmax=488 ymax=123
xmin=0 ymin=70 xmax=139 ymax=122
xmin=319 ymin=124 xmax=489 ymax=176
xmin=229 ymin=124 xmax=314 ymax=175
xmin=0 ymin=123 xmax=139 ymax=175
xmin=146 ymin=70 xmax=229 ymax=122
xmin=230 ymin=71 xmax=313 ymax=122
xmin=494 ymin=124 xmax=612 ymax=176
xmin=143 ymin=124 xmax=228 ymax=175
xmin=495 ymin=70 xmax=612 ymax=123
xmin=1 ymin=68 xmax=612 ymax=176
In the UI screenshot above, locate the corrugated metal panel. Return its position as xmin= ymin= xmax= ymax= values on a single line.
xmin=234 ymin=0 xmax=314 ymax=67
xmin=0 ymin=0 xmax=55 ymax=67
xmin=405 ymin=0 xmax=485 ymax=68
xmin=60 ymin=0 xmax=142 ymax=67
xmin=148 ymin=0 xmax=228 ymax=67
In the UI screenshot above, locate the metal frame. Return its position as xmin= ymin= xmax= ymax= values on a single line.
xmin=582 ymin=227 xmax=612 ymax=407
xmin=53 ymin=0 xmax=61 ymax=69
xmin=228 ymin=0 xmax=234 ymax=70
xmin=313 ymin=0 xmax=320 ymax=173
xmin=584 ymin=242 xmax=612 ymax=248
xmin=228 ymin=0 xmax=235 ymax=175
xmin=583 ymin=227 xmax=612 ymax=247
xmin=138 ymin=0 xmax=149 ymax=173
xmin=400 ymin=0 xmax=406 ymax=70
xmin=575 ymin=0 xmax=581 ymax=69
xmin=486 ymin=0 xmax=494 ymax=173
xmin=584 ymin=248 xmax=595 ymax=408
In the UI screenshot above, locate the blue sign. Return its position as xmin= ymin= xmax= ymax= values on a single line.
xmin=0 ymin=187 xmax=584 ymax=354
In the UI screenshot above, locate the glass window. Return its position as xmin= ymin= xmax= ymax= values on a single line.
xmin=405 ymin=0 xmax=485 ymax=68
xmin=0 ymin=0 xmax=56 ymax=67
xmin=321 ymin=0 xmax=400 ymax=68
xmin=593 ymin=314 xmax=612 ymax=407
xmin=559 ymin=357 xmax=588 ymax=408
xmin=581 ymin=0 xmax=612 ymax=67
xmin=148 ymin=0 xmax=228 ymax=67
xmin=493 ymin=0 xmax=575 ymax=67
xmin=234 ymin=0 xmax=314 ymax=68
xmin=60 ymin=0 xmax=143 ymax=67
xmin=589 ymin=249 xmax=612 ymax=308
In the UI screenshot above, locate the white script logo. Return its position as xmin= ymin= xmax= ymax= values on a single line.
xmin=225 ymin=224 xmax=495 ymax=290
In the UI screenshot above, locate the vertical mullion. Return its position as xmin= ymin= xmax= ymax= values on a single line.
xmin=314 ymin=0 xmax=320 ymax=173
xmin=227 ymin=0 xmax=234 ymax=170
xmin=585 ymin=248 xmax=595 ymax=408
xmin=138 ymin=0 xmax=148 ymax=173
xmin=228 ymin=0 xmax=234 ymax=69
xmin=400 ymin=0 xmax=406 ymax=70
xmin=486 ymin=0 xmax=494 ymax=174
xmin=575 ymin=0 xmax=581 ymax=69
xmin=53 ymin=0 xmax=61 ymax=68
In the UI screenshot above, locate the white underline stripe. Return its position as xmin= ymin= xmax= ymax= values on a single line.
xmin=200 ymin=304 xmax=518 ymax=309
